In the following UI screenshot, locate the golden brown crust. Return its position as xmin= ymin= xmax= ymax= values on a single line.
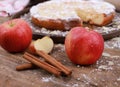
xmin=89 ymin=12 xmax=115 ymax=26
xmin=32 ymin=17 xmax=82 ymax=31
xmin=32 ymin=17 xmax=64 ymax=30
xmin=101 ymin=12 xmax=115 ymax=26
xmin=32 ymin=13 xmax=115 ymax=30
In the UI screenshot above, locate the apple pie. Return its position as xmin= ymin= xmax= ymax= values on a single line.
xmin=30 ymin=0 xmax=115 ymax=30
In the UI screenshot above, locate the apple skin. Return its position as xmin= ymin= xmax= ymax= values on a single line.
xmin=0 ymin=18 xmax=32 ymax=53
xmin=27 ymin=41 xmax=36 ymax=55
xmin=65 ymin=27 xmax=104 ymax=65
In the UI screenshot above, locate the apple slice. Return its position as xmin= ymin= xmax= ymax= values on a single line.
xmin=34 ymin=36 xmax=54 ymax=54
xmin=27 ymin=36 xmax=54 ymax=54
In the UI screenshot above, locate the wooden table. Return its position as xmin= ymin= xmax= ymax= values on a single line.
xmin=0 ymin=18 xmax=120 ymax=87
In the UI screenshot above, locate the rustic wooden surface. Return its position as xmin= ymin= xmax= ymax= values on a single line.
xmin=0 ymin=17 xmax=120 ymax=87
xmin=0 ymin=43 xmax=120 ymax=87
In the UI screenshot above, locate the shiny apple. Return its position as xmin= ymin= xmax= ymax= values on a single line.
xmin=0 ymin=18 xmax=32 ymax=53
xmin=65 ymin=27 xmax=104 ymax=65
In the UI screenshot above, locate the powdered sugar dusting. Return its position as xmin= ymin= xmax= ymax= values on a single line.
xmin=20 ymin=12 xmax=120 ymax=42
xmin=41 ymin=77 xmax=51 ymax=82
xmin=105 ymin=37 xmax=120 ymax=49
xmin=61 ymin=0 xmax=115 ymax=15
xmin=18 ymin=5 xmax=120 ymax=87
xmin=30 ymin=1 xmax=80 ymax=21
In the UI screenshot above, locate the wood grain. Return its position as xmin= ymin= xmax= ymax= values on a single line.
xmin=0 ymin=44 xmax=120 ymax=87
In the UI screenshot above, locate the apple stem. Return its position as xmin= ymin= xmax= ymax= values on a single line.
xmin=9 ymin=21 xmax=15 ymax=27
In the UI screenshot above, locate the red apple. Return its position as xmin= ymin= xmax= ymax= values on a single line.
xmin=65 ymin=27 xmax=104 ymax=65
xmin=0 ymin=18 xmax=32 ymax=53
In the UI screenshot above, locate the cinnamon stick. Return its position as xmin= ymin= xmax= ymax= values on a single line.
xmin=16 ymin=63 xmax=36 ymax=71
xmin=36 ymin=50 xmax=72 ymax=75
xmin=23 ymin=52 xmax=61 ymax=76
